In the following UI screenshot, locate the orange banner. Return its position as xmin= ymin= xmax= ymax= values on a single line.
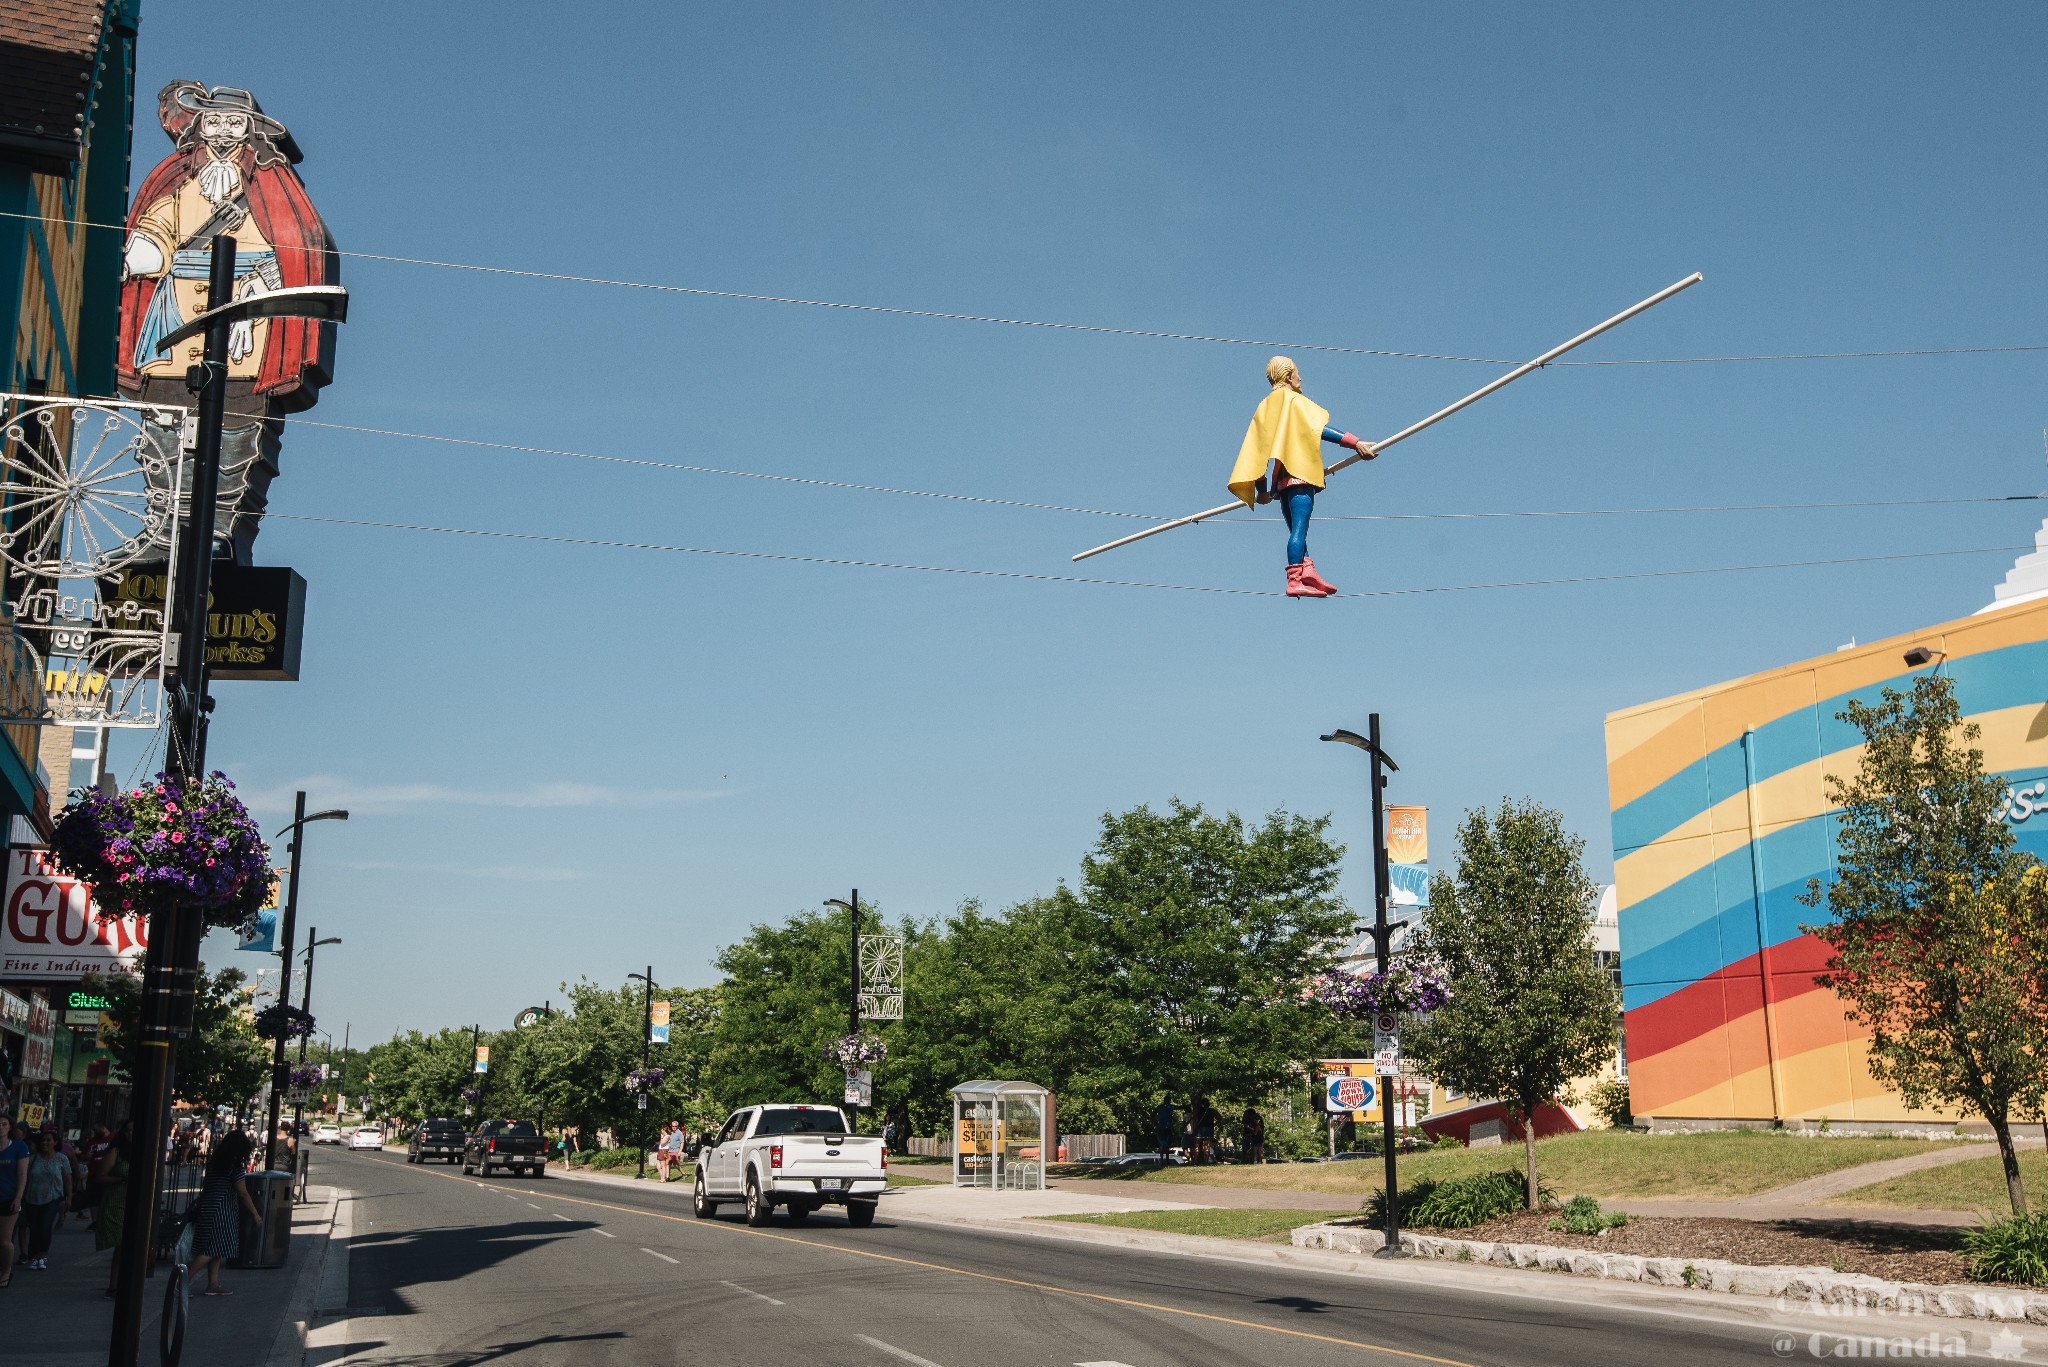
xmin=1387 ymin=806 xmax=1427 ymax=866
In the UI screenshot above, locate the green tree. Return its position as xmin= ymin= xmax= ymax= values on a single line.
xmin=1799 ymin=675 xmax=2048 ymax=1215
xmin=1032 ymin=800 xmax=1354 ymax=1135
xmin=89 ymin=964 xmax=269 ymax=1115
xmin=1409 ymin=799 xmax=1618 ymax=1209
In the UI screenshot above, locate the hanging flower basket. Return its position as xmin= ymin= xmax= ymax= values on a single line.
xmin=460 ymin=1086 xmax=482 ymax=1103
xmin=50 ymin=771 xmax=272 ymax=928
xmin=287 ymin=1065 xmax=323 ymax=1089
xmin=823 ymin=1031 xmax=886 ymax=1071
xmin=1305 ymin=965 xmax=1450 ymax=1018
xmin=624 ymin=1068 xmax=665 ymax=1094
xmin=254 ymin=1003 xmax=316 ymax=1041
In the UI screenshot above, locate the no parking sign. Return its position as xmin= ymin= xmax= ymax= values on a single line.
xmin=1325 ymin=1074 xmax=1376 ymax=1112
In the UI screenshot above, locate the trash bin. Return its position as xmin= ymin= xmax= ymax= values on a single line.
xmin=231 ymin=1171 xmax=294 ymax=1269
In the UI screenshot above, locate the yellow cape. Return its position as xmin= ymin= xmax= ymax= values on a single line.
xmin=1227 ymin=387 xmax=1331 ymax=507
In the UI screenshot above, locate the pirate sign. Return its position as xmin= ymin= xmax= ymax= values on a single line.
xmin=116 ymin=82 xmax=340 ymax=562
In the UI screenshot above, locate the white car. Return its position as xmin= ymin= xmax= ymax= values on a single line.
xmin=313 ymin=1124 xmax=342 ymax=1145
xmin=349 ymin=1125 xmax=385 ymax=1151
xmin=694 ymin=1104 xmax=886 ymax=1227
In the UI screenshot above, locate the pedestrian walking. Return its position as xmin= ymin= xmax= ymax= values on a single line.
xmin=0 ymin=1115 xmax=27 ymax=1287
xmin=21 ymin=1130 xmax=71 ymax=1269
xmin=655 ymin=1121 xmax=682 ymax=1181
xmin=93 ymin=1120 xmax=133 ymax=1297
xmin=1239 ymin=1106 xmax=1265 ymax=1165
xmin=188 ymin=1129 xmax=261 ymax=1296
xmin=75 ymin=1124 xmax=108 ymax=1226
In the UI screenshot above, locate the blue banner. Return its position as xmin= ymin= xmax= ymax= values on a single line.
xmin=235 ymin=908 xmax=278 ymax=953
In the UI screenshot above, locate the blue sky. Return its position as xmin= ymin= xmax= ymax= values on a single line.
xmin=123 ymin=2 xmax=2047 ymax=1041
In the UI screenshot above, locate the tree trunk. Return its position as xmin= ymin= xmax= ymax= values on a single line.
xmin=1521 ymin=1104 xmax=1540 ymax=1210
xmin=1991 ymin=1114 xmax=2028 ymax=1216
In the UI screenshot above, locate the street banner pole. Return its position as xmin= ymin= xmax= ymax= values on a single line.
xmin=1071 ymin=272 xmax=1703 ymax=562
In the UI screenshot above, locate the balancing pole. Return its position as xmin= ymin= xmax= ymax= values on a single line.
xmin=1071 ymin=272 xmax=1703 ymax=563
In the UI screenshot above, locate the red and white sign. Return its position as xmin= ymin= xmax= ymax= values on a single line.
xmin=0 ymin=847 xmax=147 ymax=980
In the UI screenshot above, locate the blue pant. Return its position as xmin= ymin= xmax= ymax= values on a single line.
xmin=1280 ymin=488 xmax=1314 ymax=565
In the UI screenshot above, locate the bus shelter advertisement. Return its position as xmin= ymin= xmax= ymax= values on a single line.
xmin=1 ymin=846 xmax=147 ymax=979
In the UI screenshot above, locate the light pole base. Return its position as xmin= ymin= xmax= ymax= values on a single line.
xmin=1373 ymin=1242 xmax=1411 ymax=1259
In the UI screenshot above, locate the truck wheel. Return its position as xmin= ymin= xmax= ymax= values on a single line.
xmin=693 ymin=1174 xmax=718 ymax=1219
xmin=744 ymin=1176 xmax=773 ymax=1227
xmin=846 ymin=1200 xmax=877 ymax=1229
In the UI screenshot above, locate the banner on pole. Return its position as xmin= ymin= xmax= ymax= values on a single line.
xmin=650 ymin=1000 xmax=670 ymax=1045
xmin=1387 ymin=805 xmax=1430 ymax=907
xmin=473 ymin=1045 xmax=489 ymax=1074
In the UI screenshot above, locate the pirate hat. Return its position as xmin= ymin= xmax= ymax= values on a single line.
xmin=174 ymin=85 xmax=302 ymax=163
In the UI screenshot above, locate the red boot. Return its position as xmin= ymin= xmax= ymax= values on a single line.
xmin=1298 ymin=556 xmax=1337 ymax=596
xmin=1286 ymin=563 xmax=1328 ymax=598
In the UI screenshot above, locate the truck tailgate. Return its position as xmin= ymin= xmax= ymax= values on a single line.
xmin=777 ymin=1135 xmax=885 ymax=1177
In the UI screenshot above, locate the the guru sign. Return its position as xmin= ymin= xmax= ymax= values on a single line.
xmin=1 ymin=847 xmax=148 ymax=980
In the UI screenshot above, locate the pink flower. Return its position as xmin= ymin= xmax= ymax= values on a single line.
xmin=170 ymin=832 xmax=184 ymax=844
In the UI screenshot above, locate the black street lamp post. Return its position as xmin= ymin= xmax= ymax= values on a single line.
xmin=294 ymin=932 xmax=342 ymax=1138
xmin=264 ymin=793 xmax=348 ymax=1170
xmin=627 ymin=968 xmax=654 ymax=1178
xmin=109 ymin=242 xmax=347 ymax=1367
xmin=1322 ymin=714 xmax=1408 ymax=1259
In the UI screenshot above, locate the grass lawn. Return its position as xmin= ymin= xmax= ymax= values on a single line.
xmin=1039 ymin=1208 xmax=1339 ymax=1242
xmin=888 ymin=1170 xmax=945 ymax=1187
xmin=1067 ymin=1131 xmax=1969 ymax=1203
xmin=1837 ymin=1148 xmax=2045 ymax=1212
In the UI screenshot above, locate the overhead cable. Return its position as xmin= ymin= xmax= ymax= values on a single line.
xmin=260 ymin=511 xmax=2028 ymax=601
xmin=6 ymin=207 xmax=2044 ymax=368
xmin=288 ymin=414 xmax=2048 ymax=527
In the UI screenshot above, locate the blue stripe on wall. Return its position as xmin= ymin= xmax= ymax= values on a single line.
xmin=1613 ymin=644 xmax=2048 ymax=854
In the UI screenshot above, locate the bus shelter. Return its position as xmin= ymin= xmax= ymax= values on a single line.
xmin=949 ymin=1080 xmax=1049 ymax=1190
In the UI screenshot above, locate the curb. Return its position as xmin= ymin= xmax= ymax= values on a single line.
xmin=1290 ymin=1221 xmax=2048 ymax=1325
xmin=261 ymin=1185 xmax=343 ymax=1367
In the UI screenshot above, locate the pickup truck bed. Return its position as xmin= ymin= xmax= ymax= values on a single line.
xmin=463 ymin=1120 xmax=547 ymax=1177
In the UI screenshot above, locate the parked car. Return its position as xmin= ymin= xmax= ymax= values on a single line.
xmin=693 ymin=1103 xmax=886 ymax=1228
xmin=462 ymin=1119 xmax=546 ymax=1178
xmin=408 ymin=1118 xmax=466 ymax=1165
xmin=349 ymin=1125 xmax=385 ymax=1151
xmin=313 ymin=1123 xmax=343 ymax=1145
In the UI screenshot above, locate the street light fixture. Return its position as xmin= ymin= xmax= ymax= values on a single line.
xmin=1321 ymin=714 xmax=1408 ymax=1260
xmin=264 ymin=793 xmax=349 ymax=1169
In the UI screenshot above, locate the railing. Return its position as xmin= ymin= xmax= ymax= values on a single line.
xmin=155 ymin=1161 xmax=206 ymax=1259
xmin=907 ymin=1133 xmax=1126 ymax=1161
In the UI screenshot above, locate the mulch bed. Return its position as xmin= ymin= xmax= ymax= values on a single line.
xmin=1393 ymin=1211 xmax=1977 ymax=1285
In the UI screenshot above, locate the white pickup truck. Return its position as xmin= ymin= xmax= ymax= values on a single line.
xmin=693 ymin=1103 xmax=887 ymax=1227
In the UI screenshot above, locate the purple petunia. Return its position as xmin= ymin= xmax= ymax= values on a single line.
xmin=49 ymin=771 xmax=271 ymax=929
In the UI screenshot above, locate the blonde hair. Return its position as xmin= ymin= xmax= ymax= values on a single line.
xmin=1265 ymin=356 xmax=1300 ymax=388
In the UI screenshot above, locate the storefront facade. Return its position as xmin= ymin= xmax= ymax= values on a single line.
xmin=1606 ymin=588 xmax=2048 ymax=1128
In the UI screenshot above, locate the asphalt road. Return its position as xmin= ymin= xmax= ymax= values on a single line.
xmin=313 ymin=1147 xmax=2000 ymax=1367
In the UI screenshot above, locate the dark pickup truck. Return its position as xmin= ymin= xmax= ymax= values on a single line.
xmin=408 ymin=1118 xmax=466 ymax=1165
xmin=462 ymin=1119 xmax=546 ymax=1178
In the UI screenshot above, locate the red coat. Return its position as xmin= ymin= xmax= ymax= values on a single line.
xmin=116 ymin=144 xmax=340 ymax=410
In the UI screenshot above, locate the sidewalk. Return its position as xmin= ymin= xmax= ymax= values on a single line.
xmin=7 ymin=1184 xmax=342 ymax=1367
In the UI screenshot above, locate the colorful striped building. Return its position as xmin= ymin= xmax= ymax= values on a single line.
xmin=1606 ymin=571 xmax=2048 ymax=1129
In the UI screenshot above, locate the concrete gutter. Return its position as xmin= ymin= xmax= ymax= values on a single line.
xmin=261 ymin=1185 xmax=343 ymax=1367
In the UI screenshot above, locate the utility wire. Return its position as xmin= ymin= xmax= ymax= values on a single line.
xmin=286 ymin=413 xmax=2048 ymax=527
xmin=259 ymin=510 xmax=2029 ymax=601
xmin=8 ymin=207 xmax=2045 ymax=368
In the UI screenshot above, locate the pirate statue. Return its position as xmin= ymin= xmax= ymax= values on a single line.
xmin=117 ymin=82 xmax=340 ymax=564
xmin=1226 ymin=357 xmax=1374 ymax=598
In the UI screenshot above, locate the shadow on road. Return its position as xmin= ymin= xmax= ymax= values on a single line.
xmin=348 ymin=1218 xmax=600 ymax=1314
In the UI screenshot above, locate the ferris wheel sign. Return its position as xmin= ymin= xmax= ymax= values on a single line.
xmin=0 ymin=393 xmax=187 ymax=729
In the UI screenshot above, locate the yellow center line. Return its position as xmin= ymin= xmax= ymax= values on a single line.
xmin=393 ymin=1157 xmax=1480 ymax=1366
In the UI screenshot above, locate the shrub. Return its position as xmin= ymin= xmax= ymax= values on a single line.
xmin=1368 ymin=1169 xmax=1545 ymax=1229
xmin=1963 ymin=1213 xmax=2048 ymax=1286
xmin=583 ymin=1146 xmax=644 ymax=1171
xmin=1433 ymin=1133 xmax=1463 ymax=1149
xmin=1588 ymin=1078 xmax=1632 ymax=1128
xmin=1548 ymin=1195 xmax=1628 ymax=1235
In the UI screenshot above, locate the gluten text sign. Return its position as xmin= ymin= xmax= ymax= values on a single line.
xmin=1 ymin=846 xmax=148 ymax=979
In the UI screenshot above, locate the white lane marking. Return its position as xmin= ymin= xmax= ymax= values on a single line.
xmin=526 ymin=1202 xmax=544 ymax=1210
xmin=552 ymin=1213 xmax=571 ymax=1221
xmin=641 ymin=1247 xmax=679 ymax=1264
xmin=593 ymin=1229 xmax=616 ymax=1238
xmin=720 ymin=1279 xmax=785 ymax=1306
xmin=1077 ymin=1362 xmax=1140 ymax=1366
xmin=857 ymin=1336 xmax=946 ymax=1367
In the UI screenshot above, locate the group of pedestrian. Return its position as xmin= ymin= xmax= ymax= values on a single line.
xmin=0 ymin=1114 xmax=131 ymax=1290
xmin=1151 ymin=1096 xmax=1266 ymax=1165
xmin=652 ymin=1120 xmax=708 ymax=1181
